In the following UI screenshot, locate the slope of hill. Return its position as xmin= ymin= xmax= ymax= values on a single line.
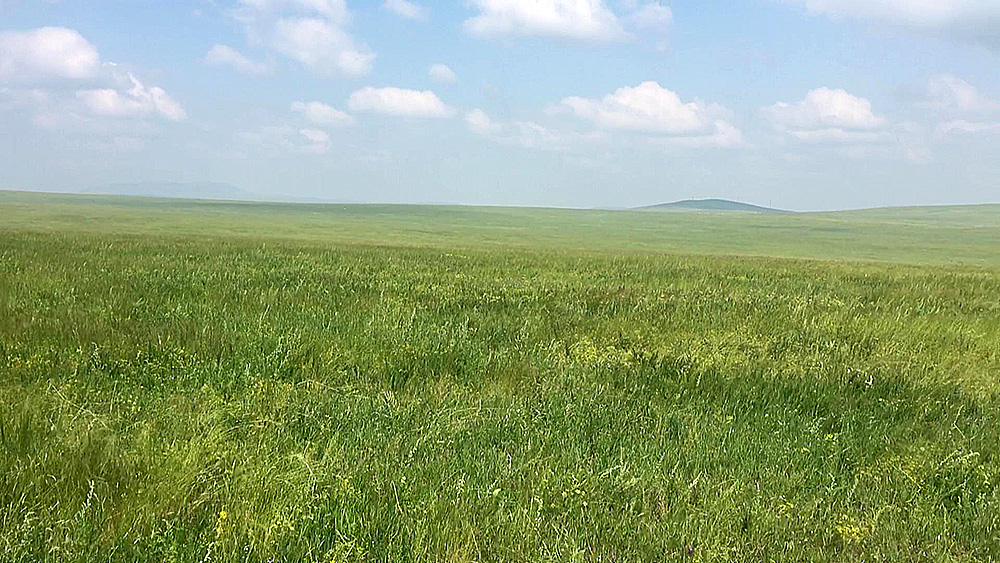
xmin=638 ymin=198 xmax=788 ymax=213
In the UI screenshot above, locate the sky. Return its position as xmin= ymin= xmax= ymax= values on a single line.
xmin=0 ymin=0 xmax=998 ymax=211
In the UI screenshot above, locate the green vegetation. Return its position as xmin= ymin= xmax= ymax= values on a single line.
xmin=2 ymin=191 xmax=998 ymax=266
xmin=1 ymin=191 xmax=998 ymax=561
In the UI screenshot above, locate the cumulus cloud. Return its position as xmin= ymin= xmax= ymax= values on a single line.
xmin=464 ymin=0 xmax=671 ymax=41
xmin=922 ymin=75 xmax=998 ymax=113
xmin=291 ymin=100 xmax=354 ymax=126
xmin=918 ymin=76 xmax=999 ymax=139
xmin=0 ymin=27 xmax=100 ymax=83
xmin=384 ymin=0 xmax=426 ymax=20
xmin=236 ymin=0 xmax=374 ymax=77
xmin=347 ymin=87 xmax=453 ymax=117
xmin=429 ymin=63 xmax=457 ymax=83
xmin=204 ymin=44 xmax=271 ymax=75
xmin=270 ymin=17 xmax=374 ymax=76
xmin=784 ymin=0 xmax=1000 ymax=47
xmin=0 ymin=28 xmax=186 ymax=126
xmin=558 ymin=81 xmax=740 ymax=147
xmin=465 ymin=0 xmax=624 ymax=40
xmin=624 ymin=1 xmax=673 ymax=30
xmin=761 ymin=87 xmax=888 ymax=142
xmin=76 ymin=72 xmax=187 ymax=121
xmin=560 ymin=81 xmax=725 ymax=134
xmin=466 ymin=108 xmax=500 ymax=135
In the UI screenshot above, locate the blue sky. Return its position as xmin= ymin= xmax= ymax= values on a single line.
xmin=1 ymin=0 xmax=997 ymax=210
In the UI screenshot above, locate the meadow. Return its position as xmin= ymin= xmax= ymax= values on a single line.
xmin=1 ymin=191 xmax=998 ymax=562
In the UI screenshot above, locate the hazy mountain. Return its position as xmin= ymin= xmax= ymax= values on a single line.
xmin=638 ymin=198 xmax=789 ymax=213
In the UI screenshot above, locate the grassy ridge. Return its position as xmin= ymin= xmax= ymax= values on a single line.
xmin=1 ymin=194 xmax=999 ymax=561
xmin=1 ymin=190 xmax=998 ymax=265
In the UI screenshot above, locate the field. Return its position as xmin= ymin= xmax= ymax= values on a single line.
xmin=1 ymin=190 xmax=998 ymax=562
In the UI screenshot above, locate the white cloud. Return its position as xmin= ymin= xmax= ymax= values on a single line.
xmin=384 ymin=0 xmax=426 ymax=20
xmin=270 ymin=17 xmax=374 ymax=76
xmin=785 ymin=0 xmax=1000 ymax=46
xmin=235 ymin=0 xmax=373 ymax=77
xmin=299 ymin=127 xmax=329 ymax=142
xmin=624 ymin=1 xmax=673 ymax=30
xmin=916 ymin=77 xmax=998 ymax=140
xmin=0 ymin=27 xmax=100 ymax=83
xmin=654 ymin=121 xmax=745 ymax=148
xmin=0 ymin=28 xmax=185 ymax=123
xmin=291 ymin=101 xmax=354 ymax=126
xmin=204 ymin=44 xmax=271 ymax=75
xmin=466 ymin=109 xmax=500 ymax=135
xmin=464 ymin=0 xmax=626 ymax=41
xmin=0 ymin=87 xmax=50 ymax=113
xmin=237 ymin=124 xmax=333 ymax=154
xmin=922 ymin=75 xmax=998 ymax=113
xmin=465 ymin=109 xmax=606 ymax=150
xmin=506 ymin=120 xmax=582 ymax=149
xmin=772 ymin=120 xmax=933 ymax=163
xmin=238 ymin=0 xmax=349 ymax=23
xmin=556 ymin=82 xmax=742 ymax=148
xmin=560 ymin=81 xmax=732 ymax=135
xmin=0 ymin=31 xmax=185 ymax=143
xmin=76 ymin=72 xmax=187 ymax=121
xmin=0 ymin=86 xmax=87 ymax=130
xmin=429 ymin=63 xmax=457 ymax=83
xmin=463 ymin=0 xmax=674 ymax=42
xmin=935 ymin=120 xmax=1000 ymax=137
xmin=347 ymin=87 xmax=453 ymax=118
xmin=298 ymin=127 xmax=331 ymax=153
xmin=761 ymin=87 xmax=888 ymax=142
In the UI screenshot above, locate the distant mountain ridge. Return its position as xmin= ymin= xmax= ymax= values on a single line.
xmin=84 ymin=182 xmax=255 ymax=201
xmin=638 ymin=198 xmax=788 ymax=213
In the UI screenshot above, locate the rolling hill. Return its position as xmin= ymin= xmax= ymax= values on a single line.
xmin=1 ymin=190 xmax=997 ymax=266
xmin=638 ymin=198 xmax=788 ymax=213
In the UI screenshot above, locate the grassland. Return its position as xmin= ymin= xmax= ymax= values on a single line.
xmin=2 ymin=191 xmax=998 ymax=266
xmin=1 ymin=191 xmax=998 ymax=562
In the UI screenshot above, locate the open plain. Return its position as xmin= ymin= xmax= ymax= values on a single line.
xmin=1 ymin=191 xmax=998 ymax=561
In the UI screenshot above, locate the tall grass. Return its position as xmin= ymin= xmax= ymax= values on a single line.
xmin=1 ymin=203 xmax=998 ymax=561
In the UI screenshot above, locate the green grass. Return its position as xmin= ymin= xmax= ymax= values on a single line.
xmin=1 ymin=191 xmax=999 ymax=562
xmin=1 ymin=190 xmax=998 ymax=266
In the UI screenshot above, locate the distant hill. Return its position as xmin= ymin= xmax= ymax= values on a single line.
xmin=84 ymin=182 xmax=255 ymax=201
xmin=638 ymin=199 xmax=788 ymax=213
